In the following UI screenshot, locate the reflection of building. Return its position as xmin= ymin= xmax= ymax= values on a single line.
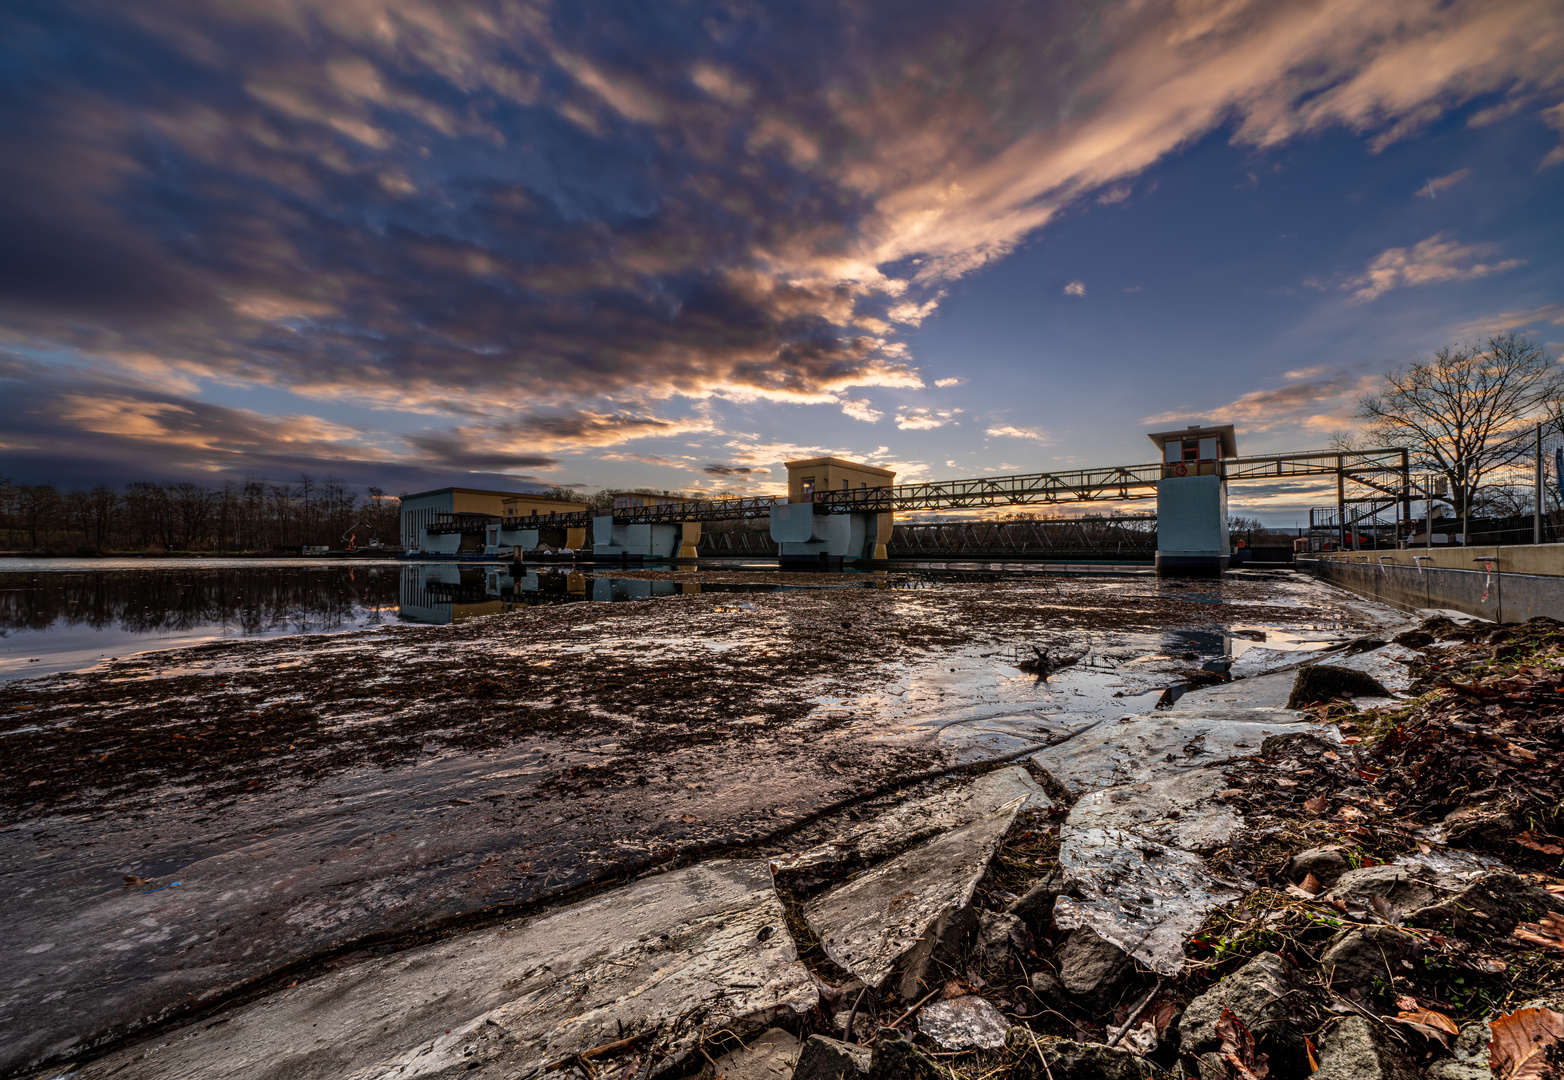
xmin=400 ymin=487 xmax=588 ymax=555
xmin=398 ymin=564 xmax=504 ymax=624
xmin=399 ymin=565 xmax=592 ymax=623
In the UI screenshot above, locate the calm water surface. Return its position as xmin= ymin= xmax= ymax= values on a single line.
xmin=1 ymin=557 xmax=960 ymax=679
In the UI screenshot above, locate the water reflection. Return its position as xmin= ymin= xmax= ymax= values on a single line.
xmin=0 ymin=565 xmax=401 ymax=678
xmin=398 ymin=565 xmax=706 ymax=624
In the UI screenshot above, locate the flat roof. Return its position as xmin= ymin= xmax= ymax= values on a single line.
xmin=784 ymin=456 xmax=896 ymax=477
xmin=1146 ymin=424 xmax=1237 ymax=457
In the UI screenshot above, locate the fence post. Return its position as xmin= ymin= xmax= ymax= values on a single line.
xmin=1535 ymin=421 xmax=1543 ymax=546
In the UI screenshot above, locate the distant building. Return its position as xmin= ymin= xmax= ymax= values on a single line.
xmin=783 ymin=456 xmax=895 ymax=502
xmin=399 ymin=487 xmax=588 ymax=553
xmin=607 ymin=492 xmax=691 ymax=511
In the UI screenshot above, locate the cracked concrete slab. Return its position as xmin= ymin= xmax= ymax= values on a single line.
xmin=1157 ymin=668 xmax=1306 ymax=723
xmin=1053 ymin=822 xmax=1246 ymax=977
xmin=774 ymin=765 xmax=1050 ymax=876
xmin=70 ymin=860 xmax=814 ymax=1080
xmin=1067 ymin=767 xmax=1243 ymax=853
xmin=803 ymin=797 xmax=1025 ymax=993
xmin=1026 ymin=714 xmax=1300 ymax=799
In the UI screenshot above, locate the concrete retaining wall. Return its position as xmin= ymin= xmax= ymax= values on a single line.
xmin=1298 ymin=554 xmax=1564 ymax=624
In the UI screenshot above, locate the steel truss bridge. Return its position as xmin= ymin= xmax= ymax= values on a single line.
xmin=423 ymin=448 xmax=1412 ymax=536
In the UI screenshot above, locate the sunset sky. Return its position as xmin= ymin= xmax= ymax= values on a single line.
xmin=2 ymin=0 xmax=1562 ymax=524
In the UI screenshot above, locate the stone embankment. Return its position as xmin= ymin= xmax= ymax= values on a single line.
xmin=33 ymin=613 xmax=1564 ymax=1080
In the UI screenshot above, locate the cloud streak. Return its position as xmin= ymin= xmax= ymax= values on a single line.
xmin=1 ymin=0 xmax=1561 ymax=479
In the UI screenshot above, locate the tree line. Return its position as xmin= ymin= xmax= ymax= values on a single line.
xmin=0 ymin=476 xmax=402 ymax=554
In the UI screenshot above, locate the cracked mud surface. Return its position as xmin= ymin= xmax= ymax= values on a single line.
xmin=1 ymin=568 xmax=1380 ymax=1076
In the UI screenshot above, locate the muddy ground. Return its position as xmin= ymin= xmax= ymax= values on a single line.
xmin=0 ymin=568 xmax=1388 ymax=1076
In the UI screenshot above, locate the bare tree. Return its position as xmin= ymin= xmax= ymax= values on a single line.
xmin=1358 ymin=332 xmax=1561 ymax=516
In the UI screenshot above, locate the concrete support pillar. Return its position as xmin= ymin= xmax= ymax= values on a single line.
xmin=677 ymin=521 xmax=701 ymax=559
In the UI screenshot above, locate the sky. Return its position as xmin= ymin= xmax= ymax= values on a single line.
xmin=2 ymin=0 xmax=1562 ymax=525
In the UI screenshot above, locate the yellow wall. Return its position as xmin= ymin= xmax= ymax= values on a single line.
xmin=784 ymin=457 xmax=896 ymax=558
xmin=500 ymin=494 xmax=589 ymax=516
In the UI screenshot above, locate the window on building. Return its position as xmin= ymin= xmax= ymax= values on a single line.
xmin=801 ymin=479 xmax=815 ymax=498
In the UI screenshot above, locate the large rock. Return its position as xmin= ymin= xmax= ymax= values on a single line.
xmin=1008 ymin=868 xmax=1068 ymax=927
xmin=1318 ymin=644 xmax=1419 ymax=693
xmin=1285 ymin=664 xmax=1389 ymax=708
xmin=1066 ymin=766 xmax=1243 ymax=853
xmin=1408 ymin=870 xmax=1564 ymax=938
xmin=775 ymin=766 xmax=1050 ymax=876
xmin=1054 ymin=926 xmax=1132 ymax=1004
xmin=794 ymin=1035 xmax=871 ymax=1080
xmin=1320 ymin=926 xmax=1423 ymax=998
xmin=1177 ymin=952 xmax=1305 ymax=1071
xmin=803 ymin=797 xmax=1025 ymax=994
xmin=1312 ymin=1015 xmax=1423 ymax=1080
xmin=1327 ymin=864 xmax=1447 ymax=914
xmin=67 ymin=861 xmax=815 ymax=1080
xmin=1426 ymin=1021 xmax=1491 ymax=1080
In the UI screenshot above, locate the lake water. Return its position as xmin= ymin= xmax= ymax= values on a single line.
xmin=0 ymin=557 xmax=960 ymax=679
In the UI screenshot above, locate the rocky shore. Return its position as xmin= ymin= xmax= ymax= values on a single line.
xmin=8 ymin=572 xmax=1559 ymax=1079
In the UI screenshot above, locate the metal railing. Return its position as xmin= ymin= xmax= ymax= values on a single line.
xmin=420 ymin=447 xmax=1412 ymax=537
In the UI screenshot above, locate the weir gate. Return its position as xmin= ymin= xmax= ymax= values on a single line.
xmin=417 ymin=426 xmax=1412 ymax=575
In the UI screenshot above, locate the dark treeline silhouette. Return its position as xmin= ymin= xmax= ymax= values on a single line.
xmin=0 ymin=476 xmax=402 ymax=553
xmin=0 ymin=566 xmax=401 ymax=634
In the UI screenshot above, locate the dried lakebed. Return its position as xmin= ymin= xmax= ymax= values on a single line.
xmin=0 ymin=569 xmax=1401 ymax=1076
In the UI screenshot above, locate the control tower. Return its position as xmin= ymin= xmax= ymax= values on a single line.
xmin=1147 ymin=424 xmax=1237 ymax=576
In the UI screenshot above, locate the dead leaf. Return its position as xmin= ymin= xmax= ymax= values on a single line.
xmin=940 ymin=979 xmax=971 ymax=1000
xmin=1304 ymin=1037 xmax=1319 ymax=1073
xmin=827 ymin=762 xmax=845 ymax=774
xmin=1215 ymin=1007 xmax=1270 ymax=1080
xmin=1394 ymin=1007 xmax=1458 ymax=1047
xmin=1218 ymin=789 xmax=1245 ymax=799
xmin=1321 ymin=750 xmax=1341 ymax=761
xmin=1513 ymin=912 xmax=1564 ymax=952
xmin=1339 ymin=805 xmax=1367 ymax=823
xmin=1462 ymin=956 xmax=1508 ymax=974
xmin=1303 ymin=795 xmax=1329 ymax=814
xmin=680 ymin=814 xmax=699 ymax=823
xmin=1299 ymin=873 xmax=1321 ymax=895
xmin=1370 ymin=895 xmax=1403 ymax=926
xmin=1515 ymin=832 xmax=1564 ymax=855
xmin=1489 ymin=1006 xmax=1564 ymax=1079
xmin=1545 ymin=883 xmax=1564 ymax=896
xmin=1395 ymin=995 xmax=1419 ymax=1011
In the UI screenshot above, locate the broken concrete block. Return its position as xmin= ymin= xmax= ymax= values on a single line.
xmin=1285 ymin=664 xmax=1389 ymax=708
xmin=1066 ymin=766 xmax=1243 ymax=852
xmin=803 ymin=797 xmax=1024 ymax=993
xmin=1028 ymin=716 xmax=1296 ymax=800
xmin=1311 ymin=1015 xmax=1423 ymax=1080
xmin=794 ymin=1034 xmax=871 ymax=1080
xmin=1054 ymin=926 xmax=1132 ymax=1003
xmin=1052 ymin=823 xmax=1244 ymax=977
xmin=917 ymin=996 xmax=1009 ymax=1050
xmin=775 ymin=766 xmax=1049 ymax=876
xmin=1408 ymin=870 xmax=1564 ymax=938
xmin=1177 ymin=951 xmax=1305 ymax=1071
xmin=711 ymin=1028 xmax=799 ymax=1080
xmin=1008 ymin=867 xmax=1067 ymax=927
xmin=1320 ymin=926 xmax=1423 ymax=995
xmin=69 ymin=861 xmax=815 ymax=1080
xmin=975 ymin=910 xmax=1025 ymax=974
xmin=1326 ymin=864 xmax=1446 ymax=914
xmin=1321 ymin=643 xmax=1419 ymax=693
